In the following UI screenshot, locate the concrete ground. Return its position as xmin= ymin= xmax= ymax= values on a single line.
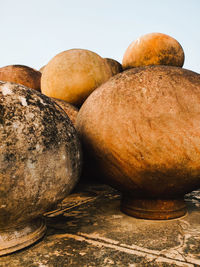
xmin=0 ymin=183 xmax=200 ymax=267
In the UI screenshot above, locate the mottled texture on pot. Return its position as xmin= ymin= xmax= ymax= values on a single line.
xmin=0 ymin=82 xmax=81 ymax=227
xmin=76 ymin=65 xmax=200 ymax=219
xmin=0 ymin=65 xmax=41 ymax=91
xmin=52 ymin=98 xmax=79 ymax=125
xmin=122 ymin=33 xmax=185 ymax=70
xmin=0 ymin=81 xmax=81 ymax=253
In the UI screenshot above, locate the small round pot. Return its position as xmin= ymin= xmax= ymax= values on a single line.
xmin=122 ymin=33 xmax=185 ymax=69
xmin=104 ymin=58 xmax=123 ymax=76
xmin=0 ymin=82 xmax=81 ymax=255
xmin=0 ymin=65 xmax=41 ymax=91
xmin=76 ymin=65 xmax=200 ymax=220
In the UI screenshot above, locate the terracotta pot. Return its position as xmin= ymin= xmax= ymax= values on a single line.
xmin=104 ymin=58 xmax=123 ymax=76
xmin=41 ymin=49 xmax=112 ymax=107
xmin=0 ymin=82 xmax=81 ymax=255
xmin=122 ymin=33 xmax=185 ymax=70
xmin=0 ymin=65 xmax=41 ymax=91
xmin=52 ymin=98 xmax=78 ymax=125
xmin=76 ymin=65 xmax=200 ymax=220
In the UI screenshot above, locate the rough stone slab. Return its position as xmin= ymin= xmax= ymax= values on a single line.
xmin=0 ymin=183 xmax=199 ymax=266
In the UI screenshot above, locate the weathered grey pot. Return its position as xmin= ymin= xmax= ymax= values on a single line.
xmin=0 ymin=82 xmax=82 ymax=255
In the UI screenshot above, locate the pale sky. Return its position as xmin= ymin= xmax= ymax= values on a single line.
xmin=1 ymin=0 xmax=199 ymax=73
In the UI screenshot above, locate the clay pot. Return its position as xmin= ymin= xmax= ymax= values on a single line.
xmin=0 ymin=82 xmax=81 ymax=255
xmin=41 ymin=49 xmax=112 ymax=107
xmin=0 ymin=65 xmax=41 ymax=91
xmin=105 ymin=58 xmax=123 ymax=76
xmin=52 ymin=98 xmax=79 ymax=125
xmin=76 ymin=65 xmax=200 ymax=220
xmin=122 ymin=33 xmax=185 ymax=70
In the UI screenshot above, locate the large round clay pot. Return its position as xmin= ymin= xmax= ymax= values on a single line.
xmin=76 ymin=65 xmax=200 ymax=220
xmin=41 ymin=49 xmax=112 ymax=107
xmin=0 ymin=82 xmax=81 ymax=255
xmin=122 ymin=33 xmax=185 ymax=70
xmin=0 ymin=65 xmax=41 ymax=91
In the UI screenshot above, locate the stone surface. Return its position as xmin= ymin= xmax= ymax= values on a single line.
xmin=0 ymin=183 xmax=199 ymax=266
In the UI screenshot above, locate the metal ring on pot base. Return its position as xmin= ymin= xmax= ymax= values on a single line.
xmin=121 ymin=196 xmax=187 ymax=220
xmin=0 ymin=218 xmax=46 ymax=256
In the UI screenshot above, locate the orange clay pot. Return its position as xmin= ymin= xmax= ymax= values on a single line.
xmin=41 ymin=49 xmax=112 ymax=107
xmin=76 ymin=65 xmax=200 ymax=220
xmin=0 ymin=65 xmax=41 ymax=91
xmin=122 ymin=33 xmax=184 ymax=70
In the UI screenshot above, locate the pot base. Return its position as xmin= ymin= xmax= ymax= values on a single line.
xmin=0 ymin=218 xmax=46 ymax=256
xmin=121 ymin=196 xmax=187 ymax=220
